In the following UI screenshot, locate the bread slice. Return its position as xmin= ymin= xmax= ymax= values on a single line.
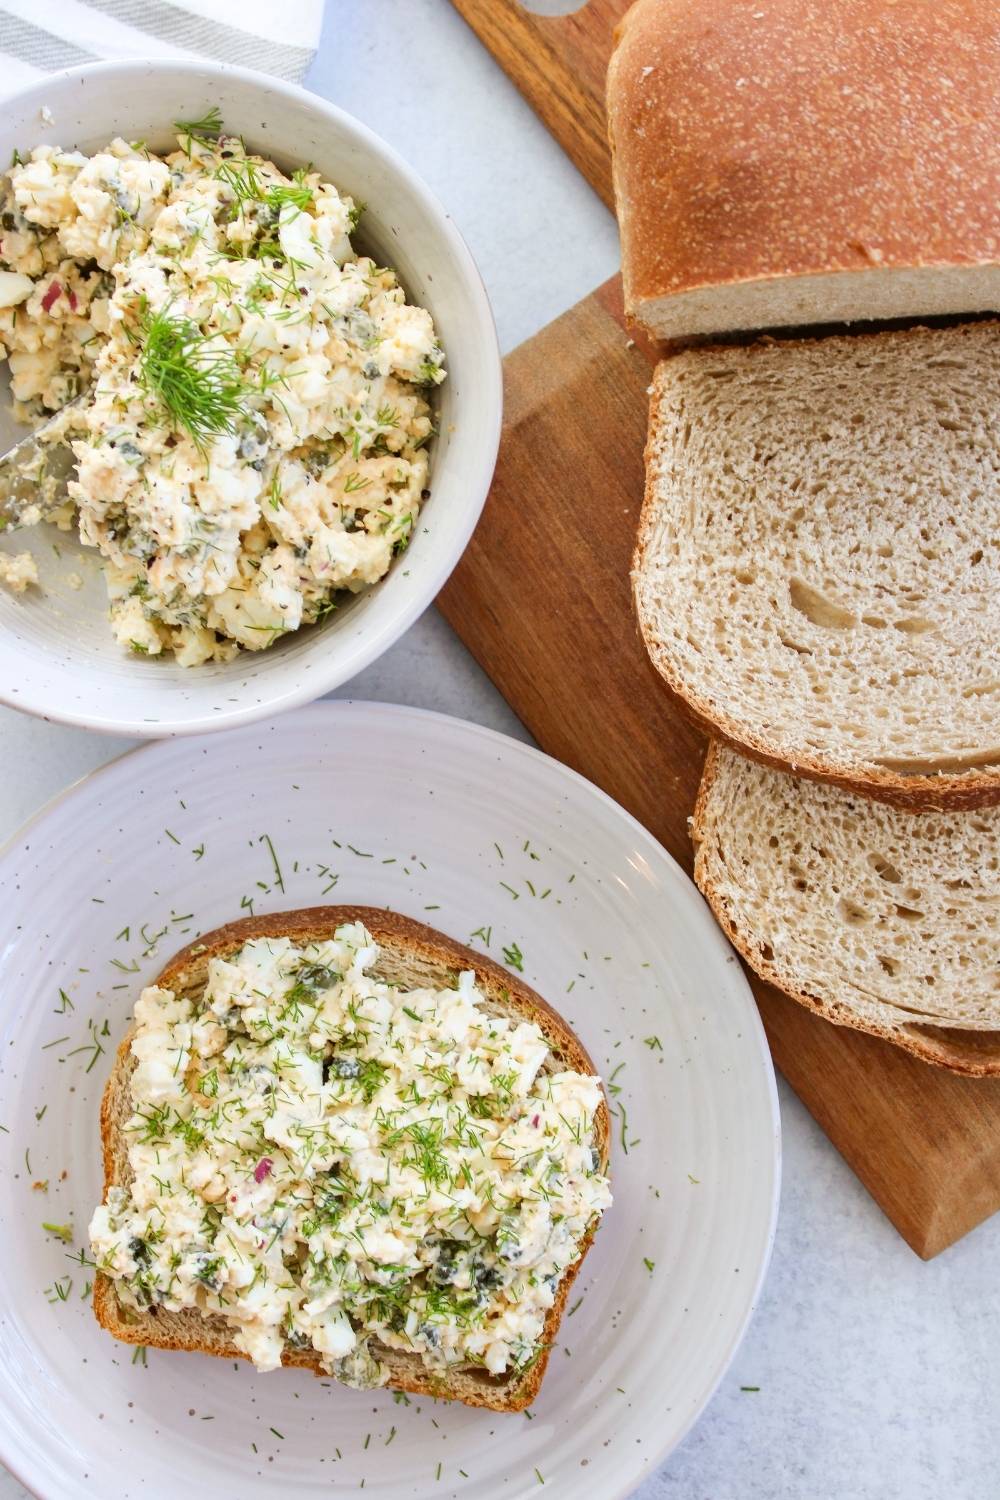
xmin=607 ymin=0 xmax=1000 ymax=341
xmin=634 ymin=320 xmax=1000 ymax=810
xmin=693 ymin=742 xmax=1000 ymax=1075
xmin=94 ymin=906 xmax=610 ymax=1411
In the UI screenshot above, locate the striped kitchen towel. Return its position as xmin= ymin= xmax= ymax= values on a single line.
xmin=0 ymin=0 xmax=324 ymax=93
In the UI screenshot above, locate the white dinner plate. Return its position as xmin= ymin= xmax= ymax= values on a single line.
xmin=0 ymin=703 xmax=779 ymax=1500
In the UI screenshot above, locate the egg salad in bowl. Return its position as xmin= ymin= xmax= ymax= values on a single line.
xmin=0 ymin=111 xmax=445 ymax=666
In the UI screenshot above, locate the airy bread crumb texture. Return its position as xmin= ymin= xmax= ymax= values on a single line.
xmin=93 ymin=906 xmax=609 ymax=1412
xmin=634 ymin=320 xmax=1000 ymax=807
xmin=694 ymin=744 xmax=1000 ymax=1074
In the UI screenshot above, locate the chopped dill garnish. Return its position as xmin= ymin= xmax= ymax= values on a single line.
xmin=216 ymin=157 xmax=263 ymax=206
xmin=502 ymin=942 xmax=524 ymax=973
xmin=66 ymin=1018 xmax=106 ymax=1074
xmin=174 ymin=107 xmax=223 ymax=154
xmin=267 ymin=180 xmax=314 ymax=212
xmin=175 ymin=107 xmax=222 ymax=136
xmin=259 ymin=832 xmax=285 ymax=892
xmin=216 ymin=158 xmax=314 ymax=216
xmin=42 ymin=1222 xmax=73 ymax=1243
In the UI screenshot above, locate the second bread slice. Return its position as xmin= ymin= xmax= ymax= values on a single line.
xmin=634 ymin=320 xmax=1000 ymax=808
xmin=693 ymin=743 xmax=1000 ymax=1075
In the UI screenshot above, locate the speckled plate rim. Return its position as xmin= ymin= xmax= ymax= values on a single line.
xmin=0 ymin=702 xmax=781 ymax=1499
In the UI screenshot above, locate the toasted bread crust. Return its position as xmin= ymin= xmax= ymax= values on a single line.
xmin=94 ymin=906 xmax=610 ymax=1410
xmin=692 ymin=744 xmax=1000 ymax=1075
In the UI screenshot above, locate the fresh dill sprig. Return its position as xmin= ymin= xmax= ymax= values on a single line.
xmin=267 ymin=181 xmax=314 ymax=212
xmin=136 ymin=302 xmax=247 ymax=448
xmin=216 ymin=159 xmax=314 ymax=215
xmin=174 ymin=106 xmax=223 ymax=155
xmin=312 ymin=595 xmax=338 ymax=625
xmin=216 ymin=157 xmax=263 ymax=206
xmin=175 ymin=106 xmax=223 ymax=135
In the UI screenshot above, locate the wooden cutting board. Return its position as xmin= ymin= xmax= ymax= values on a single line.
xmin=438 ymin=1 xmax=1000 ymax=1258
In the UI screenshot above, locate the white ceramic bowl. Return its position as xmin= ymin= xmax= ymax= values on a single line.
xmin=0 ymin=61 xmax=502 ymax=736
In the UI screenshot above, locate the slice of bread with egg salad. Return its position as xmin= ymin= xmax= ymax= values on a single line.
xmin=90 ymin=907 xmax=611 ymax=1412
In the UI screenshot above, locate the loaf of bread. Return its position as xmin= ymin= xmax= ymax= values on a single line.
xmin=607 ymin=0 xmax=1000 ymax=340
xmin=93 ymin=907 xmax=610 ymax=1411
xmin=693 ymin=743 xmax=1000 ymax=1075
xmin=633 ymin=319 xmax=1000 ymax=809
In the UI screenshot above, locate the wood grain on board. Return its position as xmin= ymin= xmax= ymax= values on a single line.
xmin=437 ymin=277 xmax=1000 ymax=1259
xmin=439 ymin=0 xmax=1000 ymax=1256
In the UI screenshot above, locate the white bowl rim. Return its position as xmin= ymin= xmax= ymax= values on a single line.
xmin=0 ymin=60 xmax=503 ymax=738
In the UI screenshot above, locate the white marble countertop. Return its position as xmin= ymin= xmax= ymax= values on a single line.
xmin=1 ymin=3 xmax=997 ymax=1496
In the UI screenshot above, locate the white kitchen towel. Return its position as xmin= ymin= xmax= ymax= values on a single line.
xmin=0 ymin=0 xmax=324 ymax=93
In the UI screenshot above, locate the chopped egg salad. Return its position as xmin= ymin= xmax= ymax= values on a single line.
xmin=89 ymin=923 xmax=612 ymax=1386
xmin=0 ymin=548 xmax=37 ymax=592
xmin=0 ymin=112 xmax=445 ymax=664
